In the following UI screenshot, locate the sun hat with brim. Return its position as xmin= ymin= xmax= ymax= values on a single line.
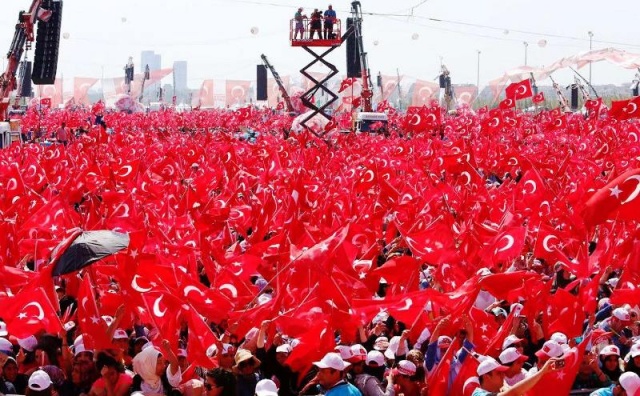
xmin=313 ymin=352 xmax=350 ymax=371
xmin=255 ymin=379 xmax=279 ymax=396
xmin=233 ymin=349 xmax=261 ymax=368
xmin=477 ymin=357 xmax=509 ymax=376
xmin=28 ymin=370 xmax=52 ymax=391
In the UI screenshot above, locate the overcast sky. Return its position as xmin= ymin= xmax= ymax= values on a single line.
xmin=2 ymin=0 xmax=640 ymax=90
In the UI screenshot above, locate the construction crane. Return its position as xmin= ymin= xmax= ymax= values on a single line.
xmin=0 ymin=0 xmax=60 ymax=121
xmin=350 ymin=1 xmax=373 ymax=112
xmin=260 ymin=54 xmax=294 ymax=113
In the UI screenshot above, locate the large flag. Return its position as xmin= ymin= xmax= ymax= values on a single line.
xmin=583 ymin=168 xmax=640 ymax=226
xmin=198 ymin=80 xmax=214 ymax=107
xmin=225 ymin=80 xmax=251 ymax=106
xmin=410 ymin=79 xmax=439 ymax=106
xmin=73 ymin=77 xmax=99 ymax=105
xmin=36 ymin=78 xmax=63 ymax=107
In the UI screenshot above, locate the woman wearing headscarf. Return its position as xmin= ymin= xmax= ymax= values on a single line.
xmin=131 ymin=340 xmax=182 ymax=395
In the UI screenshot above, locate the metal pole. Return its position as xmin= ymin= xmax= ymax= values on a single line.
xmin=524 ymin=42 xmax=528 ymax=66
xmin=588 ymin=31 xmax=594 ymax=85
xmin=476 ymin=50 xmax=481 ymax=100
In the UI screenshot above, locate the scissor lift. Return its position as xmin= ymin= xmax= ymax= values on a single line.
xmin=290 ymin=18 xmax=350 ymax=137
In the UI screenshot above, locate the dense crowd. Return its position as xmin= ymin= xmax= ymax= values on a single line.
xmin=1 ymin=102 xmax=640 ymax=396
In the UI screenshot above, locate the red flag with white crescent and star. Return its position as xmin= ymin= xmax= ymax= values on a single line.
xmin=505 ymin=79 xmax=533 ymax=100
xmin=532 ymin=91 xmax=545 ymax=104
xmin=583 ymin=168 xmax=640 ymax=227
xmin=77 ymin=275 xmax=113 ymax=350
xmin=4 ymin=285 xmax=62 ymax=338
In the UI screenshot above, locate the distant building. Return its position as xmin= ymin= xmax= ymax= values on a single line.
xmin=173 ymin=61 xmax=188 ymax=101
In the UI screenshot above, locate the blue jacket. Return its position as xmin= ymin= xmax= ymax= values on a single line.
xmin=325 ymin=380 xmax=362 ymax=396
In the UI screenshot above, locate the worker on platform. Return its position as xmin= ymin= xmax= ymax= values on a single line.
xmin=310 ymin=9 xmax=323 ymax=39
xmin=324 ymin=5 xmax=337 ymax=39
xmin=294 ymin=8 xmax=306 ymax=39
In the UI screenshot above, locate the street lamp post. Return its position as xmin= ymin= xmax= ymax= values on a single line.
xmin=477 ymin=50 xmax=481 ymax=100
xmin=588 ymin=31 xmax=594 ymax=85
xmin=524 ymin=41 xmax=529 ymax=66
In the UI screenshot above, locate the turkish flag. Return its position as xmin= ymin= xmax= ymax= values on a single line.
xmin=583 ymin=168 xmax=640 ymax=226
xmin=526 ymin=337 xmax=589 ymax=396
xmin=324 ymin=118 xmax=338 ymax=132
xmin=499 ymin=97 xmax=515 ymax=109
xmin=338 ymin=77 xmax=356 ymax=93
xmin=485 ymin=227 xmax=526 ymax=265
xmin=73 ymin=77 xmax=99 ymax=105
xmin=77 ymin=275 xmax=112 ymax=350
xmin=352 ymin=96 xmax=362 ymax=108
xmin=505 ymin=79 xmax=533 ymax=100
xmin=40 ymin=98 xmax=52 ymax=108
xmin=427 ymin=339 xmax=459 ymax=396
xmin=4 ymin=286 xmax=62 ymax=338
xmin=532 ymin=92 xmax=545 ymax=104
xmin=610 ymin=96 xmax=640 ymax=120
xmin=585 ymin=97 xmax=603 ymax=118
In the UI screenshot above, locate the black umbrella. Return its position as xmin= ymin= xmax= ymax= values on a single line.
xmin=52 ymin=230 xmax=130 ymax=276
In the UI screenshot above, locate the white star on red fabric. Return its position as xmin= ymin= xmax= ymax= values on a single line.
xmin=609 ymin=185 xmax=622 ymax=198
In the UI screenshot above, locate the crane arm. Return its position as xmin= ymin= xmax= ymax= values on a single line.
xmin=261 ymin=54 xmax=295 ymax=113
xmin=350 ymin=1 xmax=373 ymax=112
xmin=1 ymin=0 xmax=48 ymax=120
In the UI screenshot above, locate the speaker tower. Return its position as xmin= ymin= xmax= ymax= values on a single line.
xmin=32 ymin=0 xmax=63 ymax=85
xmin=256 ymin=65 xmax=267 ymax=101
xmin=346 ymin=18 xmax=361 ymax=78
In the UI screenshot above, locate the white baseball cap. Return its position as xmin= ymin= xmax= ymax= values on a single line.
xmin=600 ymin=345 xmax=620 ymax=357
xmin=255 ymin=379 xmax=279 ymax=396
xmin=630 ymin=343 xmax=640 ymax=358
xmin=385 ymin=336 xmax=408 ymax=360
xmin=335 ymin=345 xmax=351 ymax=360
xmin=502 ymin=334 xmax=523 ymax=350
xmin=396 ymin=360 xmax=416 ymax=376
xmin=0 ymin=321 xmax=7 ymax=337
xmin=0 ymin=337 xmax=13 ymax=354
xmin=276 ymin=344 xmax=292 ymax=354
xmin=550 ymin=332 xmax=568 ymax=345
xmin=374 ymin=336 xmax=390 ymax=351
xmin=477 ymin=357 xmax=509 ymax=376
xmin=313 ymin=352 xmax=350 ymax=371
xmin=535 ymin=340 xmax=564 ymax=359
xmin=18 ymin=336 xmax=37 ymax=352
xmin=613 ymin=308 xmax=631 ymax=322
xmin=499 ymin=347 xmax=528 ymax=365
xmin=437 ymin=335 xmax=452 ymax=348
xmin=620 ymin=372 xmax=640 ymax=395
xmin=346 ymin=344 xmax=368 ymax=363
xmin=366 ymin=350 xmax=385 ymax=366
xmin=28 ymin=370 xmax=52 ymax=391
xmin=113 ymin=329 xmax=128 ymax=340
xmin=74 ymin=343 xmax=94 ymax=356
